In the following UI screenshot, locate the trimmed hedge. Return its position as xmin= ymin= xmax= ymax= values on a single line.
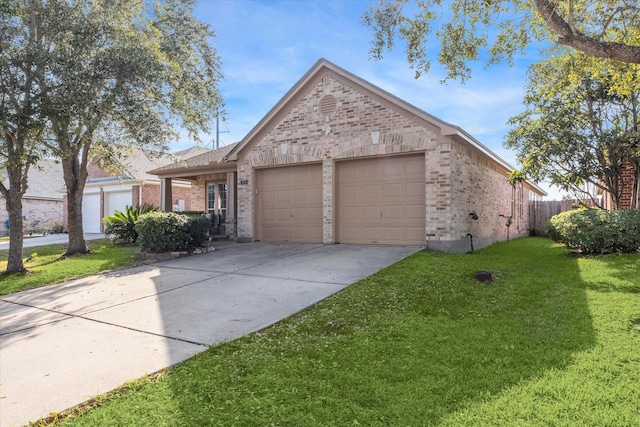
xmin=135 ymin=212 xmax=209 ymax=253
xmin=546 ymin=208 xmax=640 ymax=255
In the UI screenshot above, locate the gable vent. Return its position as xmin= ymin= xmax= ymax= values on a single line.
xmin=319 ymin=95 xmax=337 ymax=117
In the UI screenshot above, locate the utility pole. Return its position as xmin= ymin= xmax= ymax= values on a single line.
xmin=215 ymin=117 xmax=229 ymax=149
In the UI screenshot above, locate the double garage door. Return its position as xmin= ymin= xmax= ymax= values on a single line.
xmin=256 ymin=154 xmax=425 ymax=245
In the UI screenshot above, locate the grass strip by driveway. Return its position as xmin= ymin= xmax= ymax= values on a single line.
xmin=0 ymin=239 xmax=140 ymax=296
xmin=46 ymin=237 xmax=639 ymax=426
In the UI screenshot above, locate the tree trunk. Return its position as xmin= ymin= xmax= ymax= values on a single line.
xmin=61 ymin=149 xmax=90 ymax=256
xmin=65 ymin=187 xmax=88 ymax=255
xmin=4 ymin=194 xmax=26 ymax=274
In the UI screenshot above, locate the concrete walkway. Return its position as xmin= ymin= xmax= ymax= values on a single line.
xmin=0 ymin=233 xmax=107 ymax=250
xmin=0 ymin=242 xmax=422 ymax=426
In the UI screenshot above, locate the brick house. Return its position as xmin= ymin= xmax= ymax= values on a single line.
xmin=1 ymin=159 xmax=65 ymax=235
xmin=153 ymin=59 xmax=546 ymax=252
xmin=76 ymin=146 xmax=209 ymax=233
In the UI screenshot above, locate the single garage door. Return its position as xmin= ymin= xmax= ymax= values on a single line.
xmin=82 ymin=193 xmax=101 ymax=233
xmin=257 ymin=164 xmax=323 ymax=243
xmin=336 ymin=154 xmax=425 ymax=245
xmin=105 ymin=190 xmax=132 ymax=217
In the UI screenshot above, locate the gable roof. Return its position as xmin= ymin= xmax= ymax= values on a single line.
xmin=1 ymin=158 xmax=65 ymax=201
xmin=222 ymin=58 xmax=546 ymax=196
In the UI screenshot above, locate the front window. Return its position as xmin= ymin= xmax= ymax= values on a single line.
xmin=207 ymin=182 xmax=228 ymax=222
xmin=218 ymin=183 xmax=227 ymax=222
xmin=207 ymin=183 xmax=216 ymax=215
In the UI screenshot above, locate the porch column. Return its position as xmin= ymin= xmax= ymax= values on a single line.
xmin=226 ymin=171 xmax=236 ymax=237
xmin=160 ymin=178 xmax=173 ymax=212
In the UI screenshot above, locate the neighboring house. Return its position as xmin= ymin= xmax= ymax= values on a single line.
xmin=1 ymin=159 xmax=65 ymax=236
xmin=74 ymin=146 xmax=210 ymax=233
xmin=152 ymin=59 xmax=546 ymax=252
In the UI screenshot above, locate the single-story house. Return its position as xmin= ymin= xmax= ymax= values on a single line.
xmin=1 ymin=159 xmax=65 ymax=235
xmin=76 ymin=146 xmax=210 ymax=233
xmin=152 ymin=59 xmax=546 ymax=252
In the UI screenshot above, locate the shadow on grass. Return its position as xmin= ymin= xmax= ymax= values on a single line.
xmin=60 ymin=238 xmax=599 ymax=426
xmin=582 ymin=252 xmax=640 ymax=294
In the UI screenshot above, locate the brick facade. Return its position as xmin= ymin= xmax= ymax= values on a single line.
xmin=233 ymin=70 xmax=533 ymax=251
xmin=134 ymin=183 xmax=191 ymax=210
xmin=1 ymin=198 xmax=63 ymax=235
xmin=153 ymin=60 xmax=545 ymax=251
xmin=618 ymin=162 xmax=638 ymax=209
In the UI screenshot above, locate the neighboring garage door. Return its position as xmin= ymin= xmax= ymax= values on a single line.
xmin=257 ymin=164 xmax=323 ymax=243
xmin=82 ymin=193 xmax=101 ymax=233
xmin=105 ymin=190 xmax=132 ymax=218
xmin=336 ymin=154 xmax=425 ymax=245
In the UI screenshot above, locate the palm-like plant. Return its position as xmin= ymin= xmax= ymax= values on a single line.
xmin=103 ymin=203 xmax=156 ymax=243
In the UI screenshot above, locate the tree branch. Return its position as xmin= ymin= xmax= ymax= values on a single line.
xmin=534 ymin=0 xmax=640 ymax=63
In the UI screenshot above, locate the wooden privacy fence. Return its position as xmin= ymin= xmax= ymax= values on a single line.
xmin=528 ymin=200 xmax=578 ymax=236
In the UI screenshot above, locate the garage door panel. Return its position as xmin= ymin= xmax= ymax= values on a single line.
xmin=405 ymin=182 xmax=425 ymax=197
xmin=361 ymin=227 xmax=381 ymax=243
xmin=361 ymin=184 xmax=381 ymax=199
xmin=82 ymin=194 xmax=101 ymax=233
xmin=404 ymin=156 xmax=425 ymax=174
xmin=382 ymin=205 xmax=403 ymax=218
xmin=406 ymin=204 xmax=425 ymax=218
xmin=257 ymin=164 xmax=322 ymax=243
xmin=337 ymin=155 xmax=425 ymax=245
xmin=382 ymin=182 xmax=403 ymax=197
xmin=342 ymin=206 xmax=361 ymax=221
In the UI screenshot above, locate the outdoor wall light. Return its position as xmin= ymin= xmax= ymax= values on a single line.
xmin=469 ymin=212 xmax=479 ymax=220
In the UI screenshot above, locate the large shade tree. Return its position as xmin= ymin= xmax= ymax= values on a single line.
xmin=505 ymin=55 xmax=640 ymax=209
xmin=2 ymin=0 xmax=223 ymax=262
xmin=1 ymin=4 xmax=49 ymax=273
xmin=363 ymin=0 xmax=640 ymax=81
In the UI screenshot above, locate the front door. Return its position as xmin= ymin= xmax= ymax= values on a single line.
xmin=207 ymin=182 xmax=227 ymax=236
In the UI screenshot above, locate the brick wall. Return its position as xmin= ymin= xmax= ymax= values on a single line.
xmin=234 ymin=71 xmax=534 ymax=251
xmin=447 ymin=138 xmax=533 ymax=251
xmin=0 ymin=198 xmax=63 ymax=235
xmin=618 ymin=162 xmax=637 ymax=209
xmin=139 ymin=183 xmax=192 ymax=210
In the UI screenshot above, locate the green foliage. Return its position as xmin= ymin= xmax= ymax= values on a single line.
xmin=362 ymin=0 xmax=640 ymax=82
xmin=547 ymin=209 xmax=640 ymax=254
xmin=103 ymin=204 xmax=156 ymax=244
xmin=135 ymin=212 xmax=208 ymax=253
xmin=1 ymin=0 xmax=224 ymax=255
xmin=505 ymin=55 xmax=640 ymax=208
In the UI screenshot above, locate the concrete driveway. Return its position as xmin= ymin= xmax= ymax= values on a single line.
xmin=0 ymin=242 xmax=421 ymax=426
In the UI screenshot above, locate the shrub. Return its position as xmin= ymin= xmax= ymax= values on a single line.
xmin=135 ymin=211 xmax=209 ymax=252
xmin=103 ymin=204 xmax=156 ymax=244
xmin=546 ymin=208 xmax=640 ymax=254
xmin=49 ymin=220 xmax=64 ymax=234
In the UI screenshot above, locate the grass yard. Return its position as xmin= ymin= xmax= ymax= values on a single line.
xmin=0 ymin=239 xmax=140 ymax=295
xmin=43 ymin=237 xmax=639 ymax=426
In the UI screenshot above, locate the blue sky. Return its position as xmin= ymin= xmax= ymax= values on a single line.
xmin=187 ymin=0 xmax=561 ymax=197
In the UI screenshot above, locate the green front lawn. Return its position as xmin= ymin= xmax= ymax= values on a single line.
xmin=0 ymin=239 xmax=140 ymax=295
xmin=46 ymin=237 xmax=639 ymax=426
